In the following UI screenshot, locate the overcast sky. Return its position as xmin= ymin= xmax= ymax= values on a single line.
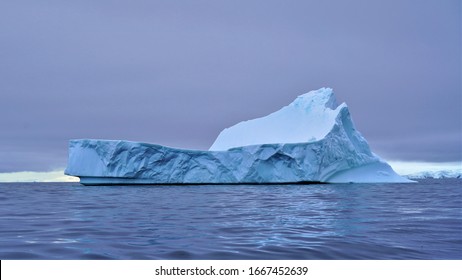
xmin=0 ymin=0 xmax=460 ymax=172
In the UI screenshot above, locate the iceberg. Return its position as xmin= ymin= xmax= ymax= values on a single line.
xmin=65 ymin=88 xmax=412 ymax=185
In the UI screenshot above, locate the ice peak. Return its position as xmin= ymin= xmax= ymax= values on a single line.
xmin=209 ymin=87 xmax=344 ymax=151
xmin=291 ymin=87 xmax=338 ymax=110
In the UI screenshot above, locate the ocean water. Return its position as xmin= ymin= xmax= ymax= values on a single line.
xmin=0 ymin=179 xmax=460 ymax=260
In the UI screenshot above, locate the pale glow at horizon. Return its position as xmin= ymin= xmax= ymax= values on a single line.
xmin=0 ymin=161 xmax=460 ymax=182
xmin=0 ymin=170 xmax=79 ymax=183
xmin=387 ymin=161 xmax=462 ymax=175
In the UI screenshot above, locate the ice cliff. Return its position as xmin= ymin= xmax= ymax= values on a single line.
xmin=65 ymin=88 xmax=412 ymax=184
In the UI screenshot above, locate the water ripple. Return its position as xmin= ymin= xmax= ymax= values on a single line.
xmin=0 ymin=179 xmax=461 ymax=259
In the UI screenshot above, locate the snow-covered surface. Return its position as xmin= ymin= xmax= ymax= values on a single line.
xmin=65 ymin=88 xmax=411 ymax=184
xmin=388 ymin=161 xmax=462 ymax=179
xmin=0 ymin=170 xmax=79 ymax=182
xmin=210 ymin=88 xmax=344 ymax=151
xmin=405 ymin=169 xmax=461 ymax=179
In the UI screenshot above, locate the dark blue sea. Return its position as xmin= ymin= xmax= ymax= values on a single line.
xmin=0 ymin=179 xmax=461 ymax=259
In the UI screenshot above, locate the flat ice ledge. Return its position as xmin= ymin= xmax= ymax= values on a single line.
xmin=65 ymin=139 xmax=340 ymax=184
xmin=65 ymin=138 xmax=411 ymax=185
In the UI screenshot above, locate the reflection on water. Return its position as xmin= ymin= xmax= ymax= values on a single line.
xmin=0 ymin=180 xmax=461 ymax=259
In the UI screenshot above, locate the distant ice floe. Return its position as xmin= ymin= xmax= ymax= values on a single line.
xmin=405 ymin=169 xmax=461 ymax=179
xmin=0 ymin=170 xmax=79 ymax=183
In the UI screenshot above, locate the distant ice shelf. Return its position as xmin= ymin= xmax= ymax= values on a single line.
xmin=65 ymin=88 xmax=412 ymax=185
xmin=405 ymin=170 xmax=461 ymax=179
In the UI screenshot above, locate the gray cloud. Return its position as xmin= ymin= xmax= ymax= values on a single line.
xmin=0 ymin=0 xmax=460 ymax=172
